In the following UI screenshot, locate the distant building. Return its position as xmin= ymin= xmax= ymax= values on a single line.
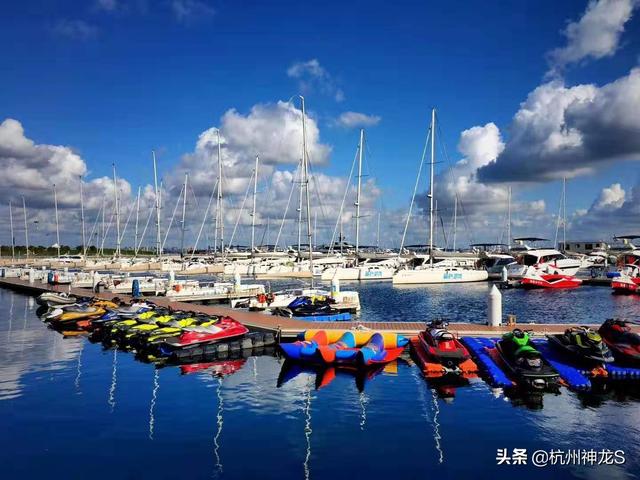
xmin=558 ymin=240 xmax=608 ymax=254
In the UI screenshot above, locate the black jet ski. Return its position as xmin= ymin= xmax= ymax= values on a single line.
xmin=496 ymin=329 xmax=559 ymax=390
xmin=547 ymin=326 xmax=614 ymax=364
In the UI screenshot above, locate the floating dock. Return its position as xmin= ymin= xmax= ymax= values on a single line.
xmin=1 ymin=277 xmax=638 ymax=339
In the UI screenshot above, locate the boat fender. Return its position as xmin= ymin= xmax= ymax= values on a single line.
xmin=229 ymin=341 xmax=241 ymax=352
xmin=241 ymin=338 xmax=253 ymax=350
xmin=217 ymin=343 xmax=229 ymax=354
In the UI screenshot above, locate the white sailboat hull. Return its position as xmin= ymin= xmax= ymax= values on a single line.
xmin=320 ymin=266 xmax=396 ymax=281
xmin=392 ymin=268 xmax=488 ymax=285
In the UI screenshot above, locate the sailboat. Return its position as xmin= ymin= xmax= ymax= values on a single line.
xmin=392 ymin=109 xmax=488 ymax=285
xmin=320 ymin=129 xmax=402 ymax=281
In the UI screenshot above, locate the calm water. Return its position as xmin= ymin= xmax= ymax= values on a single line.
xmin=254 ymin=279 xmax=640 ymax=324
xmin=2 ymin=285 xmax=640 ymax=480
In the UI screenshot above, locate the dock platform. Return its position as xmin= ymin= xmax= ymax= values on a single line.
xmin=1 ymin=277 xmax=635 ymax=339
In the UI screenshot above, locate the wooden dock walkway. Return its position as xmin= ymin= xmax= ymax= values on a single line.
xmin=0 ymin=277 xmax=627 ymax=339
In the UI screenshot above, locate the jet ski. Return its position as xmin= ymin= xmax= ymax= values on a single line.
xmin=36 ymin=292 xmax=78 ymax=307
xmin=156 ymin=316 xmax=249 ymax=355
xmin=418 ymin=319 xmax=472 ymax=369
xmin=598 ymin=319 xmax=640 ymax=364
xmin=495 ymin=329 xmax=559 ymax=390
xmin=547 ymin=326 xmax=614 ymax=364
xmin=273 ymin=296 xmax=341 ymax=318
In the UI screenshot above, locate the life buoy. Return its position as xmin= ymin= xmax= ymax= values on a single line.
xmin=174 ymin=284 xmax=182 ymax=292
xmin=257 ymin=293 xmax=267 ymax=304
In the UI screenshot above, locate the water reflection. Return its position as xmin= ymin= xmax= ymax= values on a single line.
xmin=0 ymin=290 xmax=83 ymax=400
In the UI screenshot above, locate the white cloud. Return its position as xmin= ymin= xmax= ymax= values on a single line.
xmin=547 ymin=0 xmax=639 ymax=75
xmin=593 ymin=183 xmax=626 ymax=210
xmin=168 ymin=101 xmax=332 ymax=197
xmin=334 ymin=111 xmax=381 ymax=129
xmin=569 ymin=182 xmax=640 ymax=238
xmin=51 ymin=19 xmax=99 ymax=40
xmin=287 ymin=59 xmax=345 ymax=102
xmin=478 ymin=67 xmax=640 ymax=182
xmin=171 ymin=0 xmax=215 ymax=24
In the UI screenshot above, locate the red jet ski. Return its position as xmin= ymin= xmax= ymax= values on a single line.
xmin=417 ymin=320 xmax=473 ymax=370
xmin=162 ymin=316 xmax=249 ymax=350
xmin=598 ymin=319 xmax=640 ymax=363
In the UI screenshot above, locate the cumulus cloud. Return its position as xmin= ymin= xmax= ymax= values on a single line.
xmin=477 ymin=67 xmax=640 ymax=183
xmin=287 ymin=59 xmax=345 ymax=102
xmin=51 ymin=19 xmax=99 ymax=40
xmin=0 ymin=118 xmax=146 ymax=248
xmin=167 ymin=101 xmax=332 ymax=197
xmin=171 ymin=0 xmax=215 ymax=24
xmin=547 ymin=0 xmax=639 ymax=75
xmin=334 ymin=111 xmax=381 ymax=129
xmin=569 ymin=182 xmax=640 ymax=238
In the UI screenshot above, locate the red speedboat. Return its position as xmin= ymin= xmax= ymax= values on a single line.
xmin=520 ymin=270 xmax=582 ymax=289
xmin=611 ymin=275 xmax=640 ymax=294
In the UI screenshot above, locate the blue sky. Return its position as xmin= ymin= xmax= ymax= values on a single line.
xmin=1 ymin=0 xmax=640 ymax=248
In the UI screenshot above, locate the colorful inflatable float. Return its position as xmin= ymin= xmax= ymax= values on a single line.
xmin=280 ymin=329 xmax=408 ymax=367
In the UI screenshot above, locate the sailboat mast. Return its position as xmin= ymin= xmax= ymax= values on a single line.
xmin=507 ymin=186 xmax=512 ymax=250
xmin=53 ymin=184 xmax=60 ymax=258
xmin=215 ymin=130 xmax=224 ymax=256
xmin=80 ymin=176 xmax=86 ymax=257
xmin=251 ymin=155 xmax=259 ymax=254
xmin=100 ymin=195 xmax=105 ymax=256
xmin=562 ymin=177 xmax=567 ymax=251
xmin=429 ymin=108 xmax=436 ymax=266
xmin=134 ymin=186 xmax=141 ymax=257
xmin=453 ymin=195 xmax=457 ymax=251
xmin=297 ymin=158 xmax=303 ymax=260
xmin=376 ymin=211 xmax=380 ymax=249
xmin=300 ymin=96 xmax=314 ymax=277
xmin=180 ymin=173 xmax=189 ymax=256
xmin=152 ymin=151 xmax=162 ymax=259
xmin=22 ymin=196 xmax=29 ymax=260
xmin=9 ymin=200 xmax=15 ymax=260
xmin=355 ymin=129 xmax=364 ymax=256
xmin=113 ymin=164 xmax=121 ymax=258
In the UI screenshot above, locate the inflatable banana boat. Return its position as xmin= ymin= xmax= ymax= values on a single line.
xmin=280 ymin=329 xmax=408 ymax=367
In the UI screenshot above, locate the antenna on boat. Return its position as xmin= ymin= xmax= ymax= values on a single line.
xmin=152 ymin=150 xmax=162 ymax=260
xmin=428 ymin=108 xmax=436 ymax=266
xmin=53 ymin=183 xmax=60 ymax=258
xmin=113 ymin=164 xmax=121 ymax=258
xmin=22 ymin=196 xmax=29 ymax=260
xmin=79 ymin=176 xmax=86 ymax=257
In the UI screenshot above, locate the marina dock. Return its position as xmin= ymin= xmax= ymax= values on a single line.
xmin=0 ymin=276 xmax=628 ymax=339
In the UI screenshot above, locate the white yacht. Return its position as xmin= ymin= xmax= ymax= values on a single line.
xmin=507 ymin=238 xmax=581 ymax=278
